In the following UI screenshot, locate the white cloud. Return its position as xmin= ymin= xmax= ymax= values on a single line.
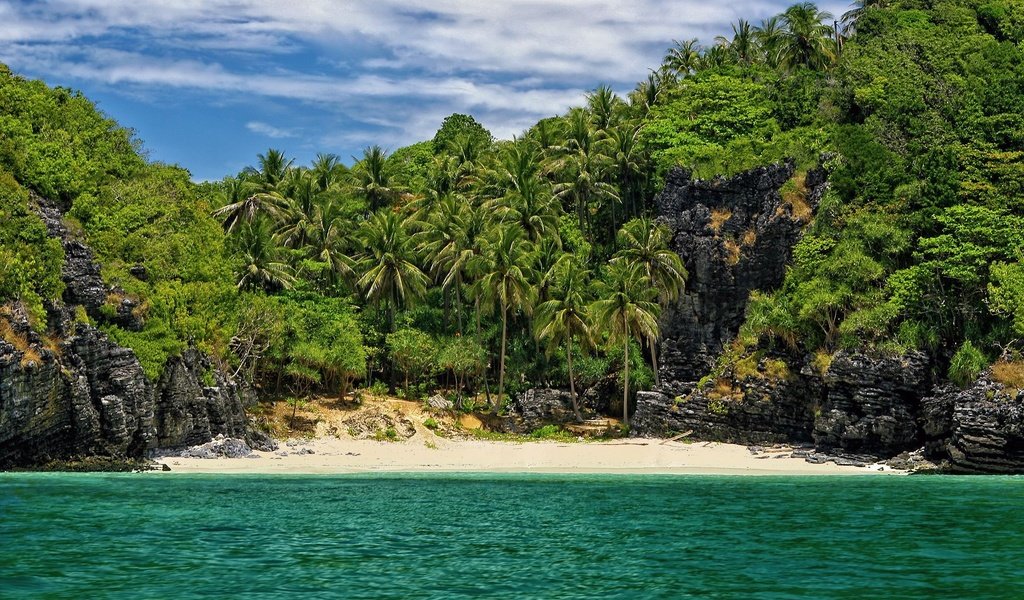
xmin=0 ymin=0 xmax=853 ymax=166
xmin=245 ymin=121 xmax=298 ymax=139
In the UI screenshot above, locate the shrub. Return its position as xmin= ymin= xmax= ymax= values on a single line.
xmin=948 ymin=341 xmax=989 ymax=388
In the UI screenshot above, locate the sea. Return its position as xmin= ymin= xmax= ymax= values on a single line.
xmin=1 ymin=473 xmax=1022 ymax=598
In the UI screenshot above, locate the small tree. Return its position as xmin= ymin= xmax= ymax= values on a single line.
xmin=387 ymin=328 xmax=437 ymax=398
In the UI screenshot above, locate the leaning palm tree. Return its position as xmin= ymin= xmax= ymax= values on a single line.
xmin=478 ymin=225 xmax=537 ymax=413
xmin=841 ymin=0 xmax=887 ymax=35
xmin=535 ymin=261 xmax=593 ymax=422
xmin=590 ymin=262 xmax=660 ymax=426
xmin=778 ymin=3 xmax=837 ymax=71
xmin=612 ymin=218 xmax=688 ymax=386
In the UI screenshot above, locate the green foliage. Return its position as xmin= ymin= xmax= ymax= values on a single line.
xmin=0 ymin=171 xmax=64 ymax=323
xmin=387 ymin=327 xmax=438 ymax=393
xmin=949 ymin=341 xmax=990 ymax=388
xmin=431 ymin=113 xmax=493 ymax=154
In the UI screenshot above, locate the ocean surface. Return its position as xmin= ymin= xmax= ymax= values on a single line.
xmin=1 ymin=473 xmax=1022 ymax=599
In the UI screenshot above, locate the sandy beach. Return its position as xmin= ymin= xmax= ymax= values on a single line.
xmin=154 ymin=435 xmax=901 ymax=476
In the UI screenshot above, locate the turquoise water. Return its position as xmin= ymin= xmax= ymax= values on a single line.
xmin=1 ymin=474 xmax=1023 ymax=598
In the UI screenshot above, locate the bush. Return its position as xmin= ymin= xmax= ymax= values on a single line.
xmin=948 ymin=341 xmax=989 ymax=388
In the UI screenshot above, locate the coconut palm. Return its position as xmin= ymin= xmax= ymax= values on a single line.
xmin=534 ymin=261 xmax=593 ymax=422
xmin=551 ymin=109 xmax=619 ymax=235
xmin=310 ymin=152 xmax=348 ymax=192
xmin=606 ymin=124 xmax=647 ymax=218
xmin=842 ymin=0 xmax=887 ymax=35
xmin=353 ymin=145 xmax=398 ymax=212
xmin=243 ymin=148 xmax=294 ymax=193
xmin=662 ymin=39 xmax=701 ymax=78
xmin=778 ymin=3 xmax=837 ymax=71
xmin=756 ymin=16 xmax=787 ymax=68
xmin=357 ymin=210 xmax=429 ymax=335
xmin=612 ymin=218 xmax=688 ymax=386
xmin=478 ymin=225 xmax=537 ymax=413
xmin=234 ymin=220 xmax=295 ymax=292
xmin=587 ymin=85 xmax=622 ymax=132
xmin=590 ymin=262 xmax=660 ymax=425
xmin=304 ymin=197 xmax=357 ymax=291
xmin=716 ymin=19 xmax=757 ymax=65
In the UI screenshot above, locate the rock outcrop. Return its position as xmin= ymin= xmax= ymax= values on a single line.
xmin=0 ymin=196 xmax=260 ymax=469
xmin=655 ymin=162 xmax=827 ymax=386
xmin=921 ymin=374 xmax=1024 ymax=473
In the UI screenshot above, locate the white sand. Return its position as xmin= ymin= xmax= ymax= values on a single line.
xmin=155 ymin=435 xmax=901 ymax=476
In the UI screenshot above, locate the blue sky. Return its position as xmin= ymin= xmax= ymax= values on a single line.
xmin=0 ymin=1 xmax=849 ymax=181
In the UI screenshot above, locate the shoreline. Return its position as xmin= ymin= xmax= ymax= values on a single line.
xmin=153 ymin=435 xmax=904 ymax=476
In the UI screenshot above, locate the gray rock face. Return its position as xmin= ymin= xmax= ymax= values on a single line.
xmin=0 ymin=196 xmax=260 ymax=469
xmin=813 ymin=351 xmax=931 ymax=456
xmin=179 ymin=435 xmax=252 ymax=459
xmin=655 ymin=162 xmax=827 ymax=385
xmin=922 ymin=375 xmax=1024 ymax=473
xmin=504 ymin=388 xmax=578 ymax=433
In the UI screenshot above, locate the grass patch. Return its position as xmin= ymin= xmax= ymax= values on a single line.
xmin=0 ymin=318 xmax=42 ymax=367
xmin=723 ymin=238 xmax=741 ymax=266
xmin=778 ymin=172 xmax=813 ymax=223
xmin=741 ymin=228 xmax=757 ymax=247
xmin=992 ymin=361 xmax=1024 ymax=394
xmin=373 ymin=427 xmax=400 ymax=442
xmin=709 ymin=208 xmax=732 ymax=233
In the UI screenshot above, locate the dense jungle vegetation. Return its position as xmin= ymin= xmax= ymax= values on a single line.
xmin=1 ymin=0 xmax=1022 ymax=421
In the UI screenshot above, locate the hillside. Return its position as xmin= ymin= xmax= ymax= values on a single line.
xmin=1 ymin=0 xmax=1023 ymax=471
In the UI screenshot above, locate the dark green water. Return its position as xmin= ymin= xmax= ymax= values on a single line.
xmin=1 ymin=474 xmax=1022 ymax=599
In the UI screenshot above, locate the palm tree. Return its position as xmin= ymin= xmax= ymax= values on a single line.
xmin=629 ymin=72 xmax=666 ymax=116
xmin=606 ymin=124 xmax=647 ymax=218
xmin=590 ymin=262 xmax=660 ymax=425
xmin=234 ymin=220 xmax=296 ymax=292
xmin=211 ymin=176 xmax=264 ymax=233
xmin=491 ymin=140 xmax=560 ymax=243
xmin=612 ymin=218 xmax=688 ymax=386
xmin=535 ymin=261 xmax=593 ymax=422
xmin=842 ymin=0 xmax=887 ymax=35
xmin=716 ymin=19 xmax=757 ymax=65
xmin=357 ymin=210 xmax=430 ymax=389
xmin=478 ymin=225 xmax=537 ymax=413
xmin=353 ymin=145 xmax=398 ymax=212
xmin=551 ymin=109 xmax=619 ymax=235
xmin=662 ymin=39 xmax=701 ymax=78
xmin=243 ymin=148 xmax=294 ymax=192
xmin=310 ymin=152 xmax=348 ymax=192
xmin=587 ymin=85 xmax=622 ymax=132
xmin=778 ymin=3 xmax=837 ymax=71
xmin=305 ymin=197 xmax=357 ymax=291
xmin=756 ymin=16 xmax=786 ymax=68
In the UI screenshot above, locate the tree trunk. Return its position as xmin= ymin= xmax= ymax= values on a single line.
xmin=650 ymin=337 xmax=660 ymax=387
xmin=388 ymin=301 xmax=397 ymax=395
xmin=455 ymin=272 xmax=464 ymax=335
xmin=567 ymin=336 xmax=582 ymax=422
xmin=623 ymin=317 xmax=630 ymax=426
xmin=494 ymin=303 xmax=508 ymax=414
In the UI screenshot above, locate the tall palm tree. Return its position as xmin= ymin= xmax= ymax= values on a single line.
xmin=353 ymin=145 xmax=398 ymax=212
xmin=211 ymin=176 xmax=264 ymax=233
xmin=606 ymin=124 xmax=647 ymax=218
xmin=716 ymin=19 xmax=757 ymax=65
xmin=234 ymin=220 xmax=296 ymax=292
xmin=778 ymin=3 xmax=837 ymax=71
xmin=535 ymin=261 xmax=593 ymax=422
xmin=478 ymin=225 xmax=537 ymax=413
xmin=587 ymin=84 xmax=622 ymax=132
xmin=243 ymin=148 xmax=294 ymax=193
xmin=590 ymin=262 xmax=660 ymax=425
xmin=612 ymin=218 xmax=688 ymax=386
xmin=662 ymin=39 xmax=701 ymax=78
xmin=311 ymin=152 xmax=348 ymax=192
xmin=305 ymin=197 xmax=357 ymax=291
xmin=357 ymin=210 xmax=429 ymax=390
xmin=551 ymin=109 xmax=619 ymax=235
xmin=755 ymin=16 xmax=786 ymax=68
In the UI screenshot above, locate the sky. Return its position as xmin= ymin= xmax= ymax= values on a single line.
xmin=0 ymin=0 xmax=849 ymax=181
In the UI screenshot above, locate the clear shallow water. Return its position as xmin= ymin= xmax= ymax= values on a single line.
xmin=1 ymin=473 xmax=1022 ymax=599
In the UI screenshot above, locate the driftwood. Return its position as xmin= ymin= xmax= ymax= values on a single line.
xmin=659 ymin=430 xmax=693 ymax=445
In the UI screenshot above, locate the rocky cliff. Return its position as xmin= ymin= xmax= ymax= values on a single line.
xmin=655 ymin=162 xmax=827 ymax=386
xmin=0 ymin=196 xmax=268 ymax=469
xmin=632 ymin=162 xmax=1024 ymax=473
